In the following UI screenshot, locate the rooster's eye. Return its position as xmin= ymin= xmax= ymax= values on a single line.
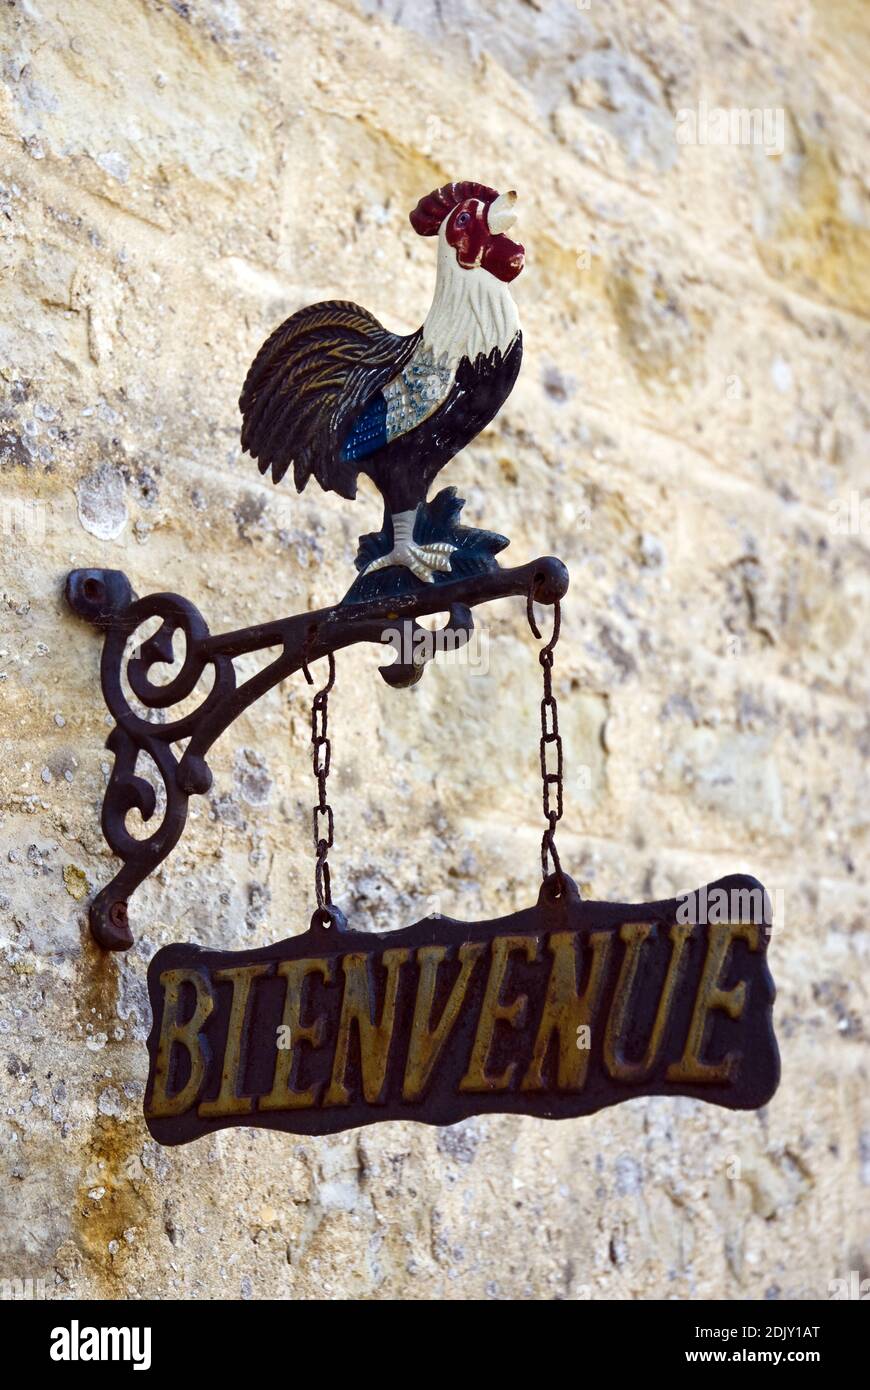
xmin=455 ymin=211 xmax=471 ymax=228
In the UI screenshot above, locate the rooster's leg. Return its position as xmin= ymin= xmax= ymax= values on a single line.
xmin=362 ymin=508 xmax=456 ymax=584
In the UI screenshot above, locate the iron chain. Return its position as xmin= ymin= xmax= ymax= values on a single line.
xmin=306 ymin=652 xmax=336 ymax=910
xmin=527 ymin=585 xmax=565 ymax=894
xmin=302 ymin=597 xmax=564 ymax=909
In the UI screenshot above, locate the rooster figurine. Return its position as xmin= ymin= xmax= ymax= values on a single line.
xmin=239 ymin=181 xmax=525 ymax=601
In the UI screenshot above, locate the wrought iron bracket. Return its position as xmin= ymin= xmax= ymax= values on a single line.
xmin=65 ymin=558 xmax=569 ymax=951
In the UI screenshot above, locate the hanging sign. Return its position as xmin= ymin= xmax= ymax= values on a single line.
xmin=144 ymin=875 xmax=779 ymax=1145
xmin=66 ymin=179 xmax=781 ymax=1145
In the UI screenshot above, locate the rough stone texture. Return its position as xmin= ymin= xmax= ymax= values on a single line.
xmin=0 ymin=0 xmax=868 ymax=1301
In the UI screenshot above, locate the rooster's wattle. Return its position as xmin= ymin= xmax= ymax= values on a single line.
xmin=239 ymin=181 xmax=525 ymax=599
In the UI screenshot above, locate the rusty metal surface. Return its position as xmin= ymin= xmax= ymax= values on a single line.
xmin=143 ymin=873 xmax=780 ymax=1147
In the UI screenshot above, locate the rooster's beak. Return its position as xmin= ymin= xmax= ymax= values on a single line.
xmin=488 ymin=190 xmax=517 ymax=234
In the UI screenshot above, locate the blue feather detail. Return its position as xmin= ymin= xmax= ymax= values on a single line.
xmin=340 ymin=394 xmax=387 ymax=461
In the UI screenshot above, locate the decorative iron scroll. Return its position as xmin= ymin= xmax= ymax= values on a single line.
xmin=144 ymin=875 xmax=779 ymax=1145
xmin=66 ymin=558 xmax=568 ymax=952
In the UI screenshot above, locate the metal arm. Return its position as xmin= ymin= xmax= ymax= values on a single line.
xmin=65 ymin=558 xmax=569 ymax=950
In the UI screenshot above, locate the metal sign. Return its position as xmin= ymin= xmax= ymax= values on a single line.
xmin=144 ymin=875 xmax=779 ymax=1145
xmin=67 ymin=179 xmax=782 ymax=1142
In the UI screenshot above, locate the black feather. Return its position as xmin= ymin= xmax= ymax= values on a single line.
xmin=239 ymin=300 xmax=420 ymax=500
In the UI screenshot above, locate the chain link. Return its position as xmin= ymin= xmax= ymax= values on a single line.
xmin=527 ymin=584 xmax=565 ymax=894
xmin=300 ymin=598 xmax=563 ymax=910
xmin=304 ymin=652 xmax=336 ymax=910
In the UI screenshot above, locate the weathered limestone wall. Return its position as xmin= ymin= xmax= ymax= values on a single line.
xmin=0 ymin=0 xmax=868 ymax=1300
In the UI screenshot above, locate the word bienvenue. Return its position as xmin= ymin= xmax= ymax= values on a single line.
xmin=144 ymin=876 xmax=778 ymax=1144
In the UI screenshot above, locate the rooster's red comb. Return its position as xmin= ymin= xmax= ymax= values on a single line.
xmin=409 ymin=181 xmax=499 ymax=236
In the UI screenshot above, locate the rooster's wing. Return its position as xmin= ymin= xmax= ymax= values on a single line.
xmin=239 ymin=300 xmax=420 ymax=499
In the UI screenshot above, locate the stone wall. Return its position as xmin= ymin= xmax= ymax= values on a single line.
xmin=0 ymin=0 xmax=867 ymax=1300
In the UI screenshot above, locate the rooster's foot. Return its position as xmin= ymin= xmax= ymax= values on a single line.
xmin=344 ymin=491 xmax=509 ymax=605
xmin=362 ymin=538 xmax=456 ymax=584
xmin=362 ymin=508 xmax=456 ymax=583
